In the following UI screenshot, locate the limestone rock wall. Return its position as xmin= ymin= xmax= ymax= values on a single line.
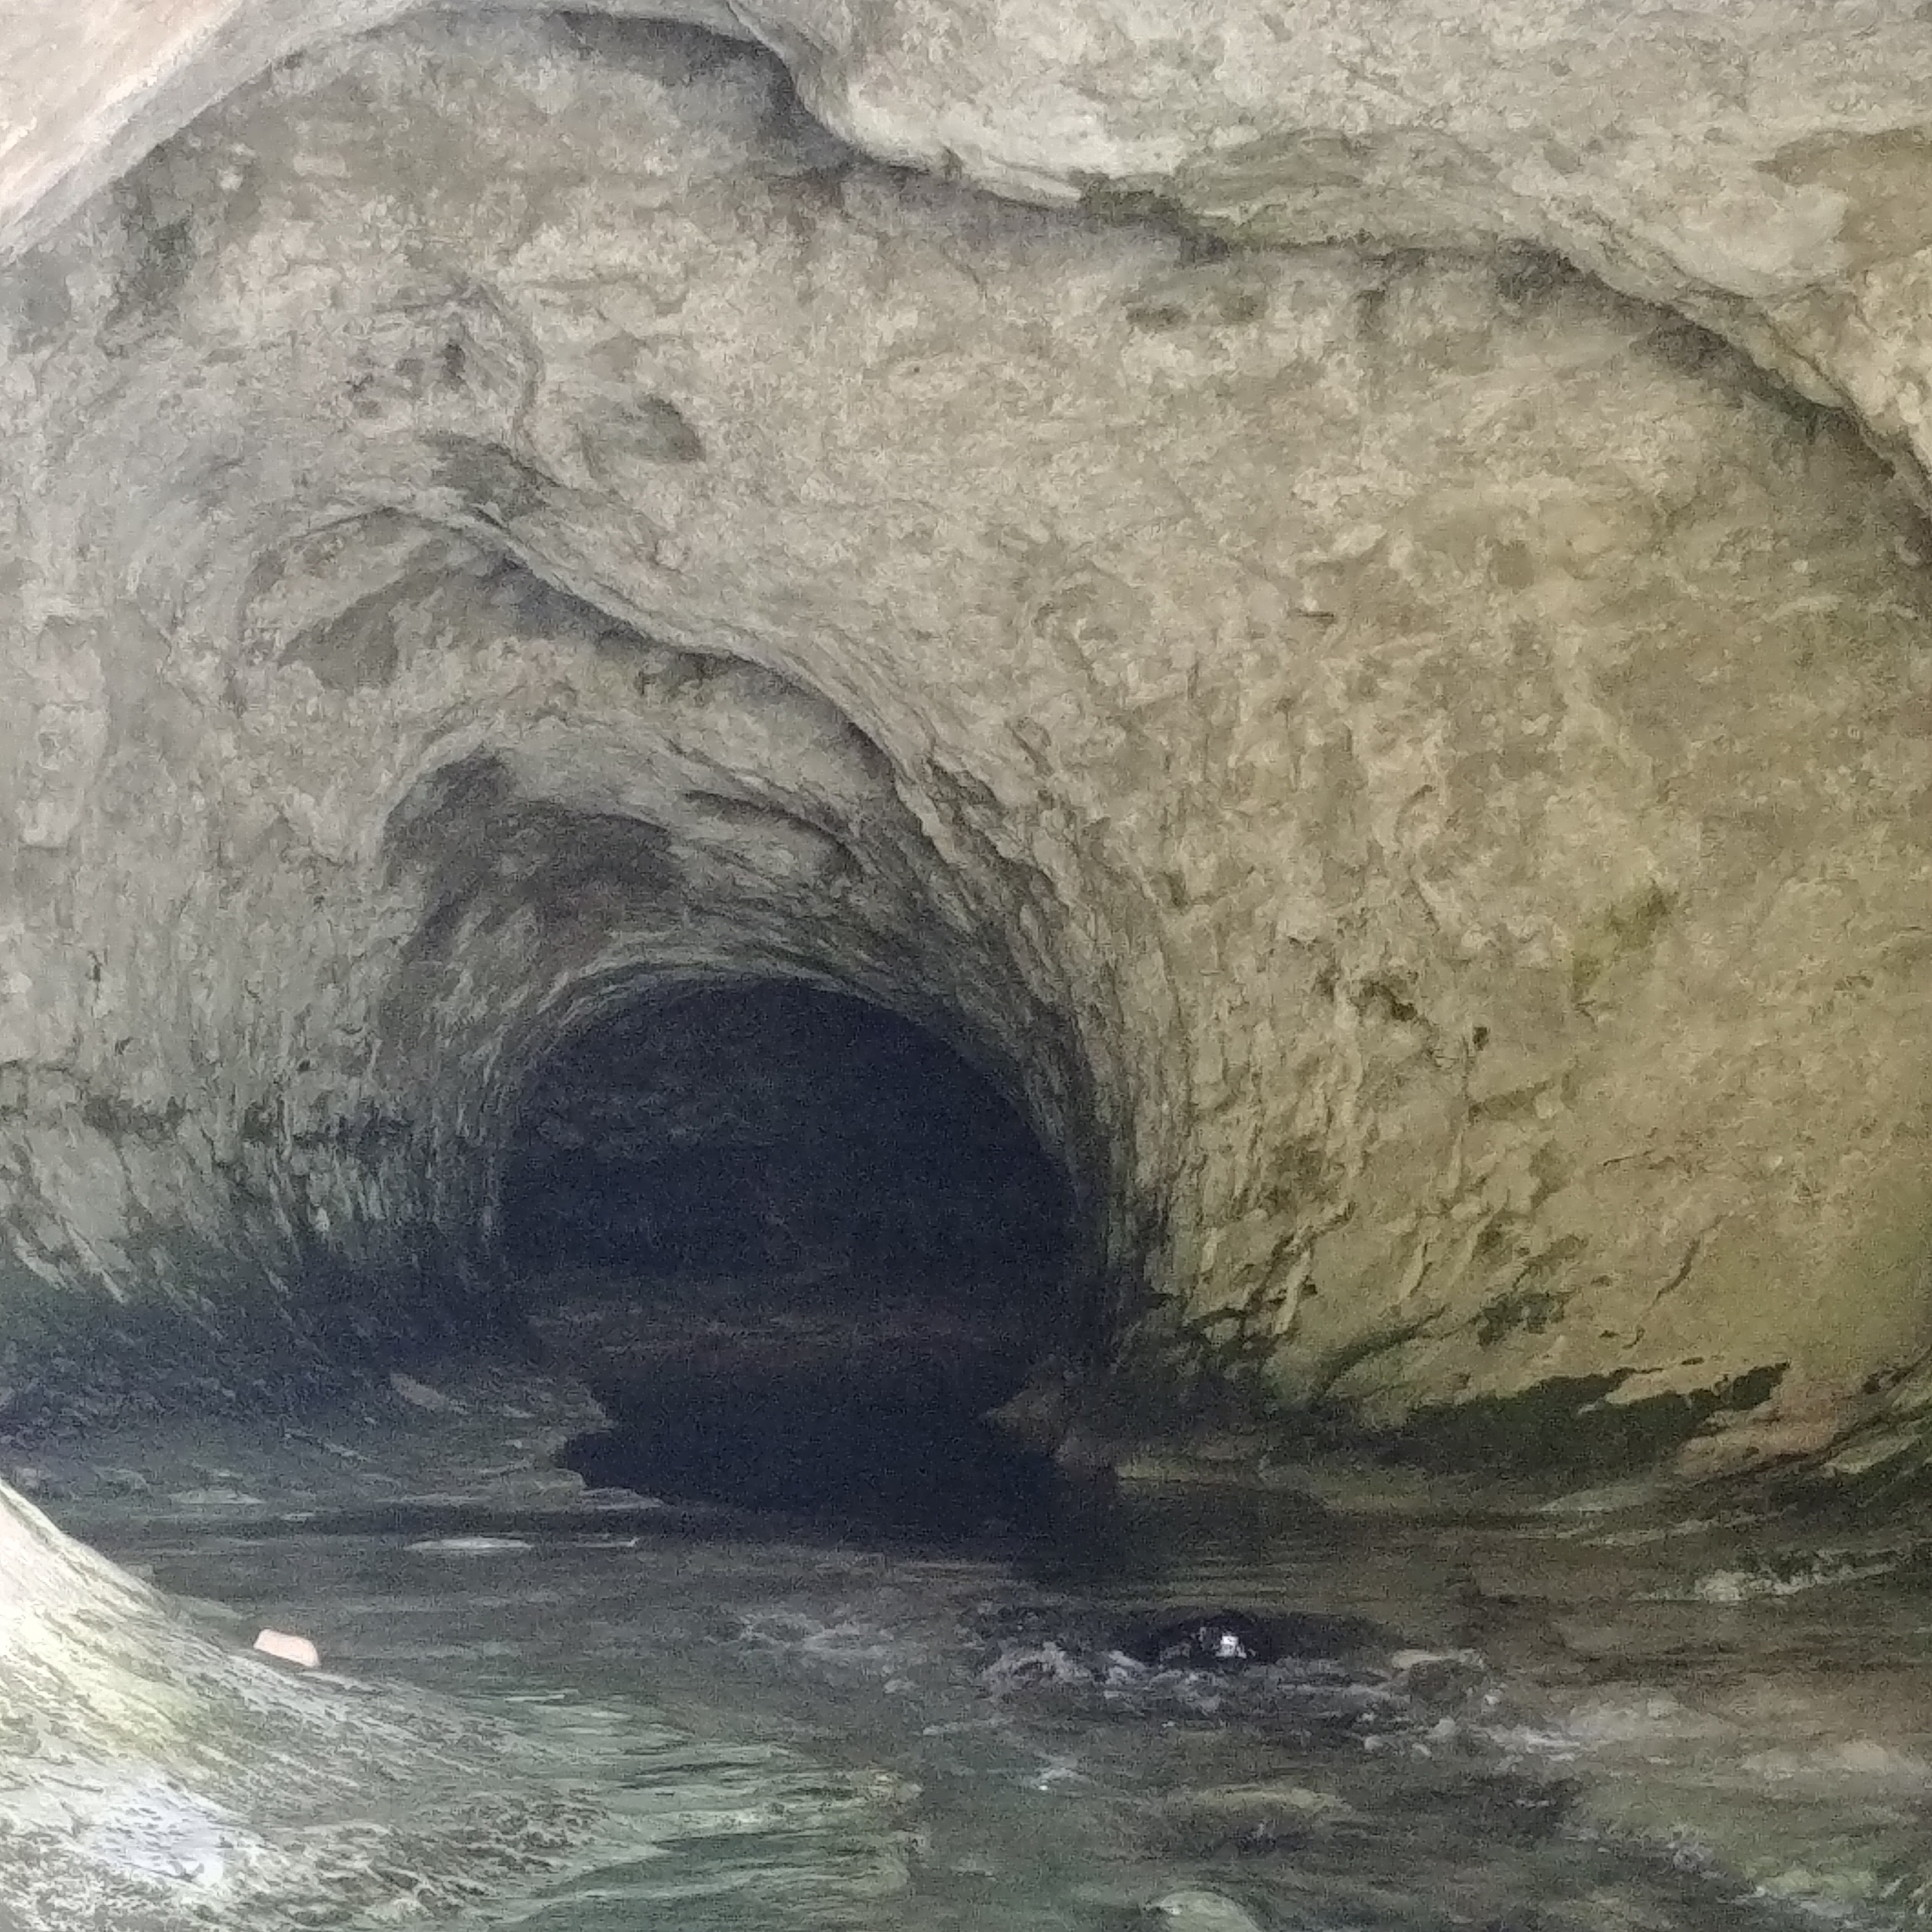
xmin=15 ymin=2 xmax=1932 ymax=496
xmin=0 ymin=14 xmax=1928 ymax=1469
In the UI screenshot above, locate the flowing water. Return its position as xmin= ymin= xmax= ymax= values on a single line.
xmin=82 ymin=1473 xmax=1932 ymax=1932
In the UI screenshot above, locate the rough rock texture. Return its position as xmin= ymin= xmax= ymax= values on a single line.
xmin=0 ymin=11 xmax=1929 ymax=1478
xmin=0 ymin=1477 xmax=588 ymax=1928
xmin=15 ymin=0 xmax=1932 ymax=497
xmin=0 ymin=1467 xmax=920 ymax=1932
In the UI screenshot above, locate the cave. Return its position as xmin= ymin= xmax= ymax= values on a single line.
xmin=502 ymin=978 xmax=1079 ymax=1523
xmin=2 ymin=3 xmax=1932 ymax=1927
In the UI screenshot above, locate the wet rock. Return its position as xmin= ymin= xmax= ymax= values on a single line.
xmin=1390 ymin=1648 xmax=1490 ymax=1707
xmin=1145 ymin=1888 xmax=1268 ymax=1932
xmin=1124 ymin=1610 xmax=1282 ymax=1671
xmin=1120 ymin=1608 xmax=1383 ymax=1671
xmin=0 ymin=1476 xmax=692 ymax=1930
xmin=985 ymin=1367 xmax=1078 ymax=1453
xmin=1145 ymin=1780 xmax=1352 ymax=1859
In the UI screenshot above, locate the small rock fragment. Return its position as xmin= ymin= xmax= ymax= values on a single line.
xmin=1391 ymin=1647 xmax=1488 ymax=1703
xmin=406 ymin=1534 xmax=532 ymax=1554
xmin=253 ymin=1628 xmax=320 ymax=1668
xmin=389 ymin=1371 xmax=461 ymax=1412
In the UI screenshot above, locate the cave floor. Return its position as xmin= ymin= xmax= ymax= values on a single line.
xmin=21 ymin=1359 xmax=1931 ymax=1931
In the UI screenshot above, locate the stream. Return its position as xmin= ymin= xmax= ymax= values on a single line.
xmin=80 ymin=1471 xmax=1932 ymax=1931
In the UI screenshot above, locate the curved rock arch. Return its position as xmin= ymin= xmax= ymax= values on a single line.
xmin=1 ymin=4 xmax=1930 ymax=1470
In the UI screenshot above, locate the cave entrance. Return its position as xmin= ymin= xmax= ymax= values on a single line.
xmin=500 ymin=980 xmax=1081 ymax=1533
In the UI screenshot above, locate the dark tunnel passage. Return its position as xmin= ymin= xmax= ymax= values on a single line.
xmin=498 ymin=980 xmax=1086 ymax=1533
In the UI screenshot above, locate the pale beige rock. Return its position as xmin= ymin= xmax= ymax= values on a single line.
xmin=0 ymin=0 xmax=1928 ymax=1513
xmin=252 ymin=1626 xmax=321 ymax=1667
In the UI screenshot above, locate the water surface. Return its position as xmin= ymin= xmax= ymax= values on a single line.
xmin=93 ymin=1482 xmax=1932 ymax=1929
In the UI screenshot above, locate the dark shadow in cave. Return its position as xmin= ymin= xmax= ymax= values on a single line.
xmin=500 ymin=980 xmax=1084 ymax=1534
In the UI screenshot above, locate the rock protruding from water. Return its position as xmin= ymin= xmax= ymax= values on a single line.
xmin=1120 ymin=1608 xmax=1385 ymax=1672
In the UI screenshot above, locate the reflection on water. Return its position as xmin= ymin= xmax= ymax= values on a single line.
xmin=561 ymin=1352 xmax=1069 ymax=1534
xmin=93 ymin=1481 xmax=1932 ymax=1930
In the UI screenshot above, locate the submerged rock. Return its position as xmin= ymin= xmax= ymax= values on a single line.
xmin=1125 ymin=1611 xmax=1281 ymax=1671
xmin=1120 ymin=1608 xmax=1383 ymax=1671
xmin=1146 ymin=1887 xmax=1268 ymax=1931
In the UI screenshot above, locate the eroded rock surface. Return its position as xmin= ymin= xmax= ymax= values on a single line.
xmin=0 ymin=1475 xmax=677 ymax=1932
xmin=0 ymin=17 xmax=1928 ymax=1473
xmin=10 ymin=11 xmax=1932 ymax=1930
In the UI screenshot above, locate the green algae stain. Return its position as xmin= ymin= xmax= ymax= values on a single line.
xmin=1473 ymin=1286 xmax=1567 ymax=1347
xmin=1073 ymin=178 xmax=1197 ymax=228
xmin=1389 ymin=1362 xmax=1789 ymax=1479
xmin=1474 ymin=1236 xmax=1589 ymax=1346
xmin=1070 ymin=176 xmax=1234 ymax=263
xmin=1569 ymin=879 xmax=1675 ymax=1011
